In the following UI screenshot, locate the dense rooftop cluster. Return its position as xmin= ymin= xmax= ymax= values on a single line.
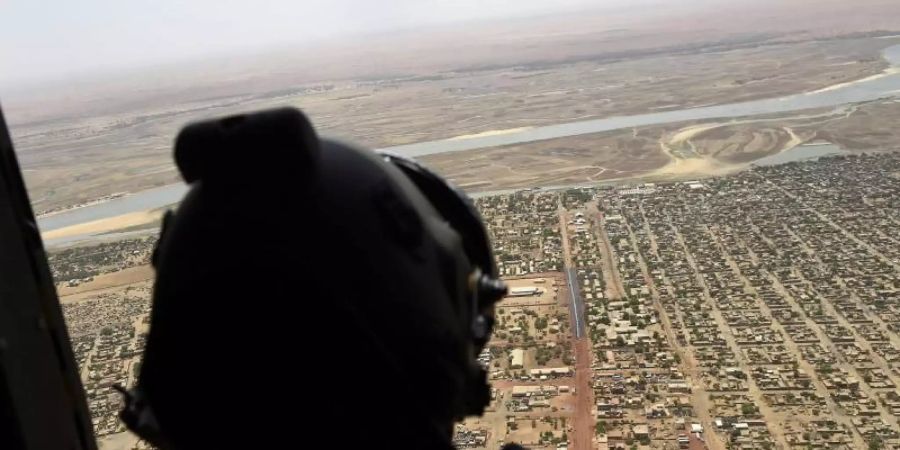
xmin=464 ymin=152 xmax=900 ymax=450
xmin=54 ymin=152 xmax=900 ymax=449
xmin=63 ymin=286 xmax=151 ymax=438
xmin=477 ymin=193 xmax=563 ymax=276
xmin=48 ymin=236 xmax=157 ymax=285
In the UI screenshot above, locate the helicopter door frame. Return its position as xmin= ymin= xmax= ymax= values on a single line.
xmin=0 ymin=103 xmax=97 ymax=450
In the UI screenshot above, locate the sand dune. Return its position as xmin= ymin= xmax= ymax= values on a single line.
xmin=448 ymin=127 xmax=534 ymax=141
xmin=41 ymin=210 xmax=163 ymax=240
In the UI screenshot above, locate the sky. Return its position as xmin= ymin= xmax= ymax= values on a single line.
xmin=0 ymin=0 xmax=633 ymax=86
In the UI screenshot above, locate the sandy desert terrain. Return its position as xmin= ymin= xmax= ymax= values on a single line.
xmin=6 ymin=1 xmax=900 ymax=214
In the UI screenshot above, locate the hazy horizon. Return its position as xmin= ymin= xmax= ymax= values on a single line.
xmin=5 ymin=0 xmax=900 ymax=125
xmin=1 ymin=0 xmax=678 ymax=88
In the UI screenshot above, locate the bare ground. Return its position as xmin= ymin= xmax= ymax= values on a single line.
xmin=425 ymin=98 xmax=900 ymax=191
xmin=5 ymin=6 xmax=900 ymax=213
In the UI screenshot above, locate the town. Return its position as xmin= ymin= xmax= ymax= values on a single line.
xmin=48 ymin=152 xmax=900 ymax=450
xmin=459 ymin=152 xmax=900 ymax=450
xmin=49 ymin=238 xmax=156 ymax=442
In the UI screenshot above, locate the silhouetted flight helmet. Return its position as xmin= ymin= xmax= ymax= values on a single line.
xmin=119 ymin=108 xmax=507 ymax=449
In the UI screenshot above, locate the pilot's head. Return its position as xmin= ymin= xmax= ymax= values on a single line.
xmin=120 ymin=108 xmax=506 ymax=449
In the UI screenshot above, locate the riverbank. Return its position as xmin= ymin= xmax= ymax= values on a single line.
xmin=33 ymin=40 xmax=900 ymax=239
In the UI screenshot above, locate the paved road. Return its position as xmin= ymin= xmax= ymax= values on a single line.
xmin=566 ymin=267 xmax=585 ymax=339
xmin=559 ymin=208 xmax=585 ymax=339
xmin=558 ymin=207 xmax=593 ymax=450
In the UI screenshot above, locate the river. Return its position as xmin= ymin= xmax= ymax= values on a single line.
xmin=37 ymin=43 xmax=900 ymax=237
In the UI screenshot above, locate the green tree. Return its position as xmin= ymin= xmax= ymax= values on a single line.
xmin=868 ymin=437 xmax=883 ymax=450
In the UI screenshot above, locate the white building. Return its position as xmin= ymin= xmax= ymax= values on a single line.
xmin=509 ymin=287 xmax=540 ymax=297
xmin=510 ymin=348 xmax=525 ymax=368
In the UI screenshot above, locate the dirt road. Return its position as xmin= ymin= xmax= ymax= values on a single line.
xmin=573 ymin=338 xmax=594 ymax=450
